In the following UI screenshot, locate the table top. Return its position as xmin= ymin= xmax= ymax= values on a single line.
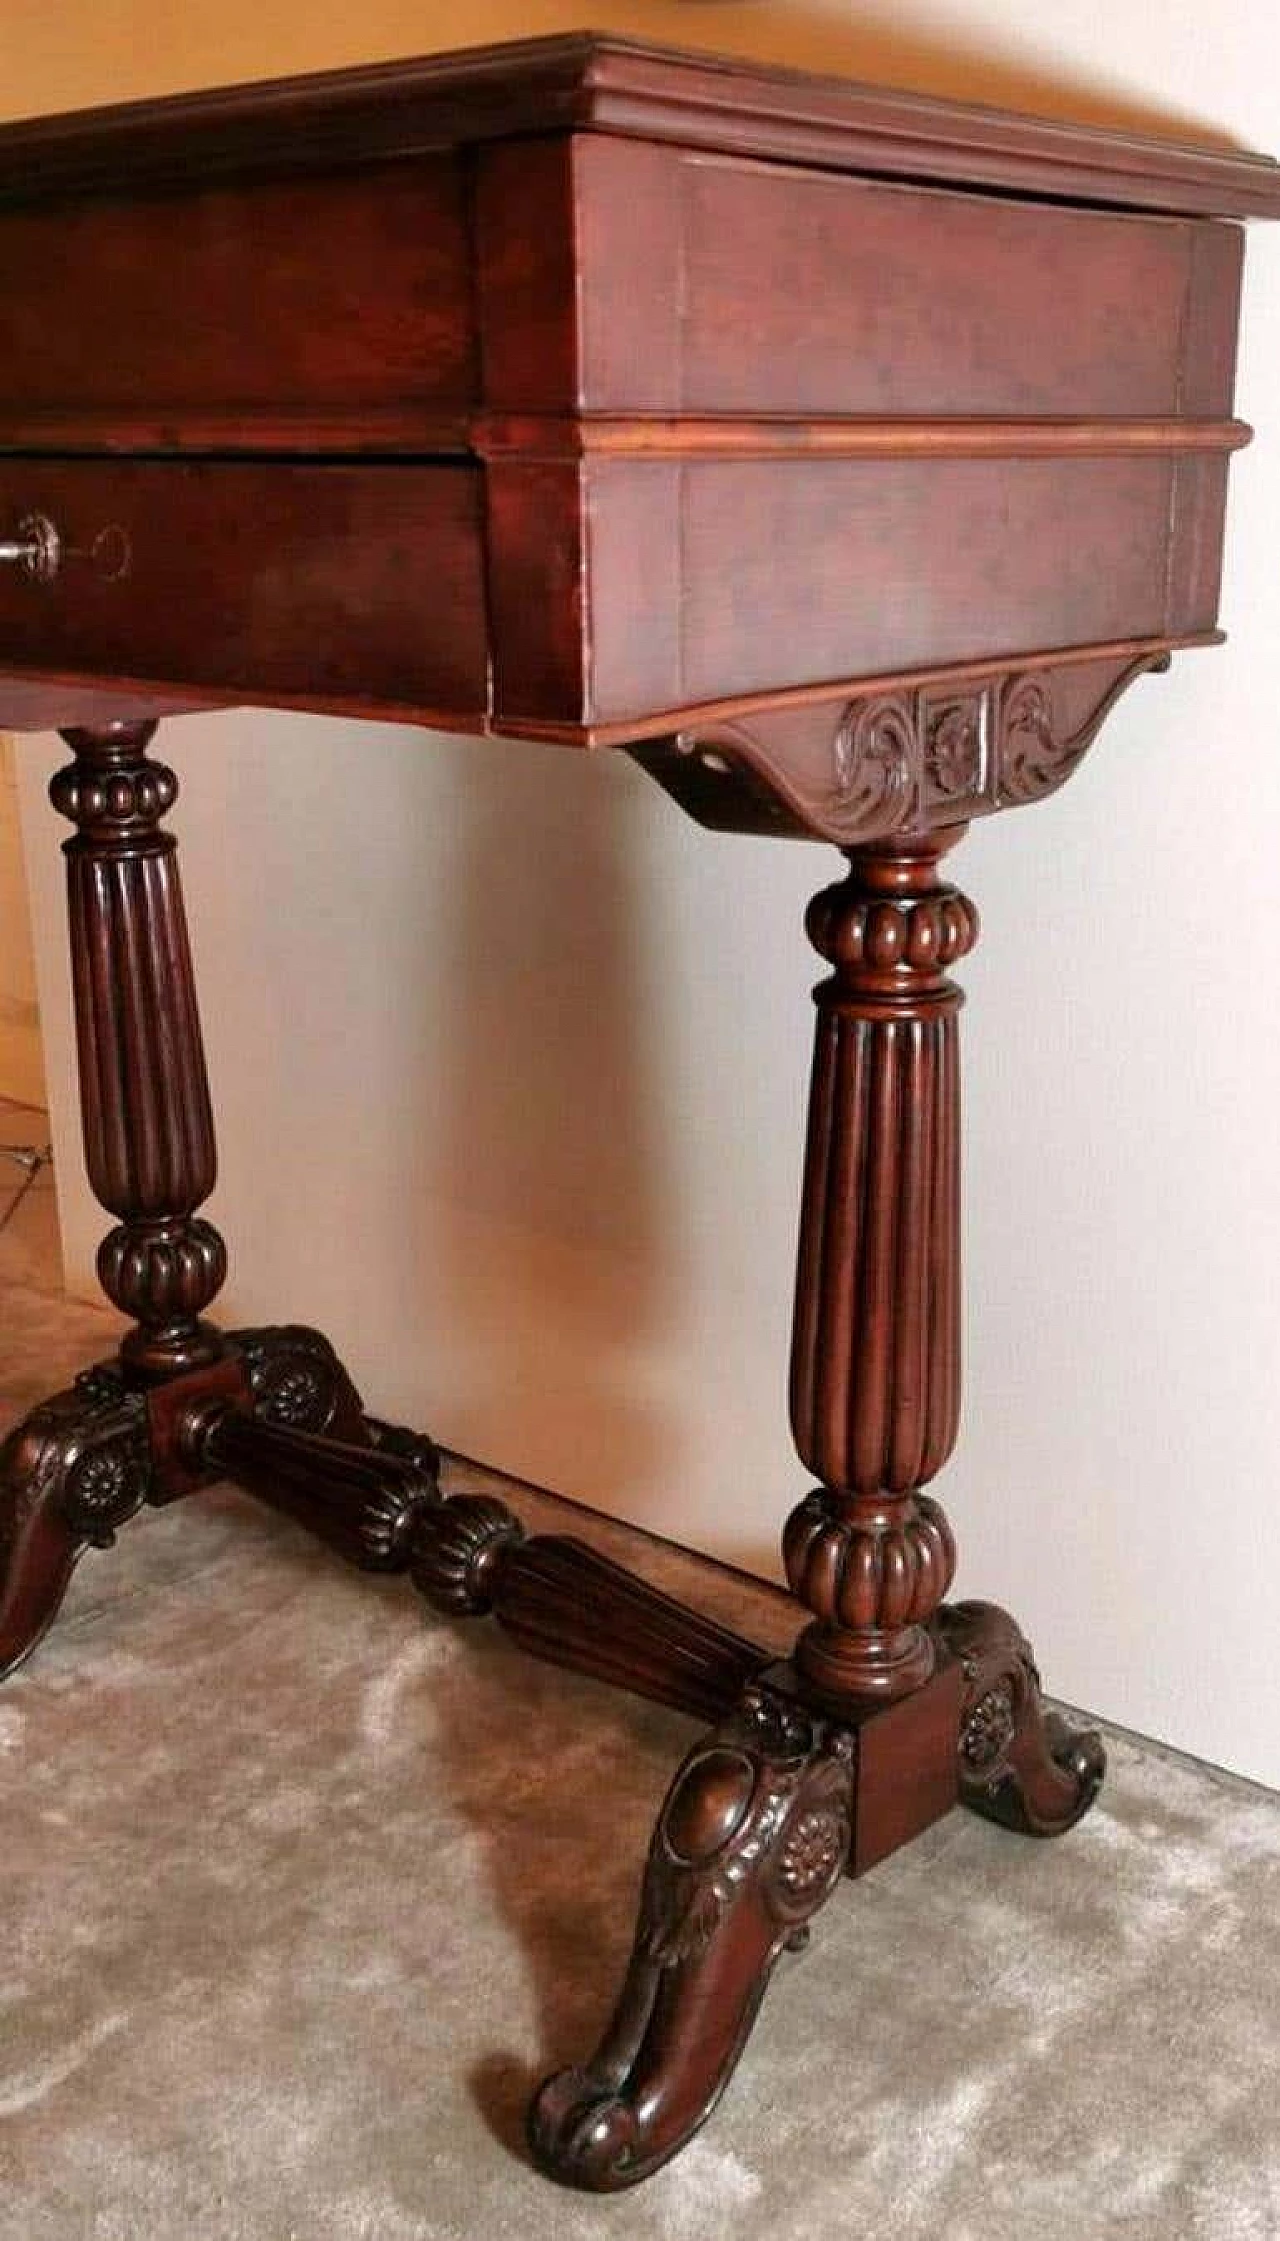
xmin=0 ymin=34 xmax=1275 ymax=847
xmin=2 ymin=33 xmax=1279 ymax=220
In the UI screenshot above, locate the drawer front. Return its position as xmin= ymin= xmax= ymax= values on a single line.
xmin=487 ymin=448 xmax=1229 ymax=730
xmin=0 ymin=461 xmax=489 ymax=719
xmin=0 ymin=158 xmax=477 ymax=452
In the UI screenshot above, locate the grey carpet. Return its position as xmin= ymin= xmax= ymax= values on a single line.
xmin=2 ymin=1342 xmax=1278 ymax=2236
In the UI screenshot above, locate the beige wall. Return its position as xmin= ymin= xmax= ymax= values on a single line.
xmin=10 ymin=3 xmax=1280 ymax=1787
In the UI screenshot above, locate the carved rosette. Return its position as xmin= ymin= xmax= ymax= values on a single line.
xmin=923 ymin=691 xmax=986 ymax=802
xmin=53 ymin=722 xmax=225 ymax=1378
xmin=529 ymin=1683 xmax=855 ymax=2189
xmin=236 ymin=1323 xmax=366 ymax=1437
xmin=940 ymin=1601 xmax=1106 ymax=1835
xmin=643 ymin=1708 xmax=853 ymax=1965
xmin=961 ymin=1680 xmax=1017 ymax=1772
xmin=59 ymin=1417 xmax=152 ymax=1545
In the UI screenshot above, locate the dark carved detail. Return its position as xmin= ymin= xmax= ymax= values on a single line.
xmin=803 ymin=876 xmax=978 ymax=977
xmin=940 ymin=1600 xmax=1106 ymax=1834
xmin=410 ymin=1492 xmax=525 ymax=1615
xmin=60 ymin=1423 xmax=151 ymax=1544
xmin=177 ymin=1390 xmax=770 ymax=1723
xmin=529 ymin=1678 xmax=855 ymax=2190
xmin=363 ymin=1415 xmax=444 ymax=1478
xmin=0 ymin=1378 xmax=154 ymax=1678
xmin=830 ymin=693 xmax=917 ymax=837
xmin=641 ymin=648 xmax=1170 ymax=845
xmin=923 ymin=690 xmax=985 ymax=800
xmin=97 ymin=1218 xmax=227 ymax=1333
xmin=53 ymin=721 xmax=225 ymax=1378
xmin=783 ymin=1489 xmax=956 ymax=1701
xmin=995 ymin=655 xmax=1169 ymax=805
xmin=960 ymin=1680 xmax=1017 ymax=1771
xmin=235 ymin=1322 xmax=367 ymax=1437
xmin=191 ymin=1405 xmax=441 ymax=1573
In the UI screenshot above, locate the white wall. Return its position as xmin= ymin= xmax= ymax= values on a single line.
xmin=12 ymin=2 xmax=1280 ymax=1788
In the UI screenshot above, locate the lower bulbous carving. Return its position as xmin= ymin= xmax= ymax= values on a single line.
xmin=98 ymin=1219 xmax=228 ymax=1374
xmin=784 ymin=1487 xmax=956 ymax=1706
xmin=409 ymin=1493 xmax=525 ymax=1615
xmin=940 ymin=1600 xmax=1105 ymax=1835
xmin=97 ymin=1217 xmax=227 ymax=1319
xmin=528 ymin=1681 xmax=854 ymax=2190
xmin=783 ymin=1488 xmax=956 ymax=1632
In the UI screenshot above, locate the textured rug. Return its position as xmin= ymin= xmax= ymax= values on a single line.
xmin=2 ymin=1285 xmax=1279 ymax=2241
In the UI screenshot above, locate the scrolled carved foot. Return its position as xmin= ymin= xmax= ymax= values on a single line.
xmin=528 ymin=1677 xmax=855 ymax=2190
xmin=0 ymin=1365 xmax=152 ymax=1680
xmin=940 ymin=1599 xmax=1105 ymax=1836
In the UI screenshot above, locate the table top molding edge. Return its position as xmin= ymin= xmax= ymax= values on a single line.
xmin=0 ymin=33 xmax=1277 ymax=220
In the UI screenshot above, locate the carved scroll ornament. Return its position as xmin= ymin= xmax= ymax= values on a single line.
xmin=641 ymin=648 xmax=1172 ymax=846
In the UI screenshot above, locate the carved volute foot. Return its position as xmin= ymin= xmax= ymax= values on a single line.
xmin=0 ymin=1366 xmax=152 ymax=1679
xmin=528 ymin=1679 xmax=855 ymax=2190
xmin=940 ymin=1600 xmax=1105 ymax=1835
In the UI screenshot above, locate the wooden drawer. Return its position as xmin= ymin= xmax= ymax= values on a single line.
xmin=486 ymin=445 xmax=1231 ymax=732
xmin=0 ymin=460 xmax=489 ymax=719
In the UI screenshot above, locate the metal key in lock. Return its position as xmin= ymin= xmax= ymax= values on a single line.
xmin=0 ymin=511 xmax=130 ymax=583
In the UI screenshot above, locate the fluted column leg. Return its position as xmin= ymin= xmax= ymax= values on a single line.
xmin=51 ymin=721 xmax=226 ymax=1379
xmin=0 ymin=721 xmax=231 ymax=1672
xmin=783 ymin=833 xmax=976 ymax=1708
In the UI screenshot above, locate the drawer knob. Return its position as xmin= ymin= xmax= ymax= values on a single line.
xmin=0 ymin=512 xmax=62 ymax=582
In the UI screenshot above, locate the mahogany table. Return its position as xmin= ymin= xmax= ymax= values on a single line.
xmin=1 ymin=34 xmax=1276 ymax=2192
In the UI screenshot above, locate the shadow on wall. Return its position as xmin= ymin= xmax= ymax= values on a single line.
xmin=0 ymin=0 xmax=1241 ymax=148
xmin=186 ymin=715 xmax=698 ymax=1516
xmin=421 ymin=734 xmax=677 ymax=1500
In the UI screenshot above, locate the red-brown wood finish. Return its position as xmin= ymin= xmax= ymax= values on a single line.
xmin=51 ymin=722 xmax=226 ymax=1378
xmin=784 ymin=836 xmax=972 ymax=1704
xmin=0 ymin=29 xmax=1273 ymax=2199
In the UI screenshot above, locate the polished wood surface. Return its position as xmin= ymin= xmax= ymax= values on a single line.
xmin=0 ymin=30 xmax=1273 ymax=2196
xmin=784 ymin=837 xmax=971 ymax=1704
xmin=51 ymin=722 xmax=226 ymax=1378
xmin=0 ymin=33 xmax=1276 ymax=215
xmin=0 ymin=34 xmax=1272 ymax=741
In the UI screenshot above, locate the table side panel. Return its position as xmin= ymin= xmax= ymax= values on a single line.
xmin=567 ymin=451 xmax=1224 ymax=726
